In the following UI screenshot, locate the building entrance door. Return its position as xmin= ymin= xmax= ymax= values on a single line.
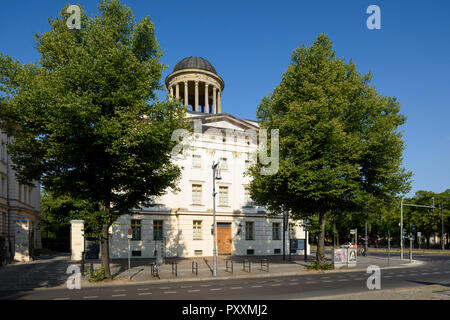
xmin=217 ymin=223 xmax=232 ymax=255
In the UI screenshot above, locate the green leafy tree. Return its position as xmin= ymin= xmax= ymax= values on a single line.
xmin=248 ymin=34 xmax=411 ymax=267
xmin=0 ymin=0 xmax=187 ymax=277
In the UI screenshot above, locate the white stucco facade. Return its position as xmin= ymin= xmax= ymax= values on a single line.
xmin=108 ymin=57 xmax=309 ymax=259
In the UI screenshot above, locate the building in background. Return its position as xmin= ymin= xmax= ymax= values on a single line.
xmin=0 ymin=130 xmax=41 ymax=264
xmin=106 ymin=57 xmax=309 ymax=259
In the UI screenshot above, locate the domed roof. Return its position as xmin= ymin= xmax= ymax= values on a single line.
xmin=173 ymin=57 xmax=217 ymax=75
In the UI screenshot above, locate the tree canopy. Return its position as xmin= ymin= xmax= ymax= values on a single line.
xmin=248 ymin=34 xmax=412 ymax=265
xmin=0 ymin=0 xmax=187 ymax=276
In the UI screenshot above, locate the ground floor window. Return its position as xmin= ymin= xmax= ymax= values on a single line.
xmin=193 ymin=220 xmax=202 ymax=240
xmin=245 ymin=221 xmax=254 ymax=240
xmin=131 ymin=219 xmax=141 ymax=240
xmin=273 ymin=222 xmax=281 ymax=240
xmin=153 ymin=220 xmax=163 ymax=240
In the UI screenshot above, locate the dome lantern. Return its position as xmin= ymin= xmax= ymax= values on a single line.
xmin=165 ymin=57 xmax=224 ymax=114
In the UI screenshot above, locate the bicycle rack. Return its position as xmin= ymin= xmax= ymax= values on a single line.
xmin=260 ymin=258 xmax=269 ymax=272
xmin=171 ymin=262 xmax=178 ymax=277
xmin=151 ymin=263 xmax=160 ymax=279
xmin=242 ymin=259 xmax=251 ymax=273
xmin=225 ymin=260 xmax=233 ymax=273
xmin=192 ymin=261 xmax=198 ymax=276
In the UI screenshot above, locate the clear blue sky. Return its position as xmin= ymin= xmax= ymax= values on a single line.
xmin=1 ymin=0 xmax=449 ymax=197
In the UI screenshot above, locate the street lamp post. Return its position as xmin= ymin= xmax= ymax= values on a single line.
xmin=400 ymin=198 xmax=404 ymax=260
xmin=212 ymin=161 xmax=221 ymax=277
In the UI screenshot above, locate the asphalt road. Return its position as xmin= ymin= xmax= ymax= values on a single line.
xmin=1 ymin=252 xmax=449 ymax=300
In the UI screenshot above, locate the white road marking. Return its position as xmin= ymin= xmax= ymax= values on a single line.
xmin=164 ymin=291 xmax=177 ymax=294
xmin=252 ymin=285 xmax=263 ymax=288
xmin=83 ymin=296 xmax=98 ymax=299
xmin=396 ymin=274 xmax=404 ymax=277
xmin=160 ymin=287 xmax=171 ymax=289
xmin=306 ymin=281 xmax=316 ymax=284
xmin=338 ymin=279 xmax=349 ymax=281
xmin=322 ymin=280 xmax=333 ymax=283
xmin=421 ymin=273 xmax=430 ymax=275
xmin=137 ymin=288 xmax=149 ymax=291
xmin=54 ymin=298 xmax=70 ymax=300
xmin=112 ymin=294 xmax=126 ymax=297
xmin=210 ymin=288 xmax=222 ymax=291
xmin=354 ymin=278 xmax=364 ymax=280
xmin=188 ymin=289 xmax=200 ymax=292
xmin=113 ymin=289 xmax=125 ymax=292
xmin=289 ymin=282 xmax=299 ymax=285
xmin=138 ymin=292 xmax=152 ymax=296
xmin=201 ymin=284 xmax=212 ymax=287
xmin=270 ymin=284 xmax=281 ymax=287
xmin=231 ymin=287 xmax=243 ymax=290
xmin=181 ymin=285 xmax=192 ymax=288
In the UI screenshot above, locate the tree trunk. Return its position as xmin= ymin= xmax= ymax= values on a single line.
xmin=101 ymin=223 xmax=112 ymax=278
xmin=316 ymin=212 xmax=327 ymax=266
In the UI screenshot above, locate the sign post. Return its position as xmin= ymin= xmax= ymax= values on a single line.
xmin=127 ymin=228 xmax=132 ymax=275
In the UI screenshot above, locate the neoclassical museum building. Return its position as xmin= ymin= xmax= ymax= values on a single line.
xmin=78 ymin=57 xmax=309 ymax=259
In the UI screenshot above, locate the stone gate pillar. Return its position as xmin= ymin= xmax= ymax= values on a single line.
xmin=70 ymin=220 xmax=85 ymax=261
xmin=14 ymin=219 xmax=31 ymax=262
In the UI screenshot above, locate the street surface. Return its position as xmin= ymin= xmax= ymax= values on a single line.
xmin=0 ymin=251 xmax=449 ymax=300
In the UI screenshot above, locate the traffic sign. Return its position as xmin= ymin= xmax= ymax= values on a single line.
xmin=350 ymin=229 xmax=357 ymax=235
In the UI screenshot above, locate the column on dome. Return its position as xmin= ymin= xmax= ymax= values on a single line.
xmin=218 ymin=90 xmax=222 ymax=114
xmin=175 ymin=83 xmax=179 ymax=99
xmin=194 ymin=81 xmax=199 ymax=112
xmin=184 ymin=81 xmax=188 ymax=107
xmin=204 ymin=83 xmax=209 ymax=113
xmin=169 ymin=85 xmax=174 ymax=101
xmin=213 ymin=86 xmax=217 ymax=114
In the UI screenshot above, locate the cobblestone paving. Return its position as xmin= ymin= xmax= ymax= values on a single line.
xmin=312 ymin=285 xmax=450 ymax=300
xmin=0 ymin=254 xmax=71 ymax=291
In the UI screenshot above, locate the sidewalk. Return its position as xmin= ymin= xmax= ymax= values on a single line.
xmin=80 ymin=253 xmax=421 ymax=288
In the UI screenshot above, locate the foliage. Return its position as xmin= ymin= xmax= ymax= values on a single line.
xmin=0 ymin=0 xmax=187 ymax=277
xmin=248 ymin=34 xmax=411 ymax=266
xmin=308 ymin=260 xmax=334 ymax=270
xmin=88 ymin=267 xmax=109 ymax=282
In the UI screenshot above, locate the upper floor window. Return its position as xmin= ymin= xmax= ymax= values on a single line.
xmin=219 ymin=158 xmax=228 ymax=170
xmin=218 ymin=186 xmax=229 ymax=206
xmin=192 ymin=154 xmax=201 ymax=168
xmin=244 ymin=188 xmax=253 ymax=207
xmin=192 ymin=184 xmax=202 ymax=205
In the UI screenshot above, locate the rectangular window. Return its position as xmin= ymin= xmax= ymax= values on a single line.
xmin=193 ymin=220 xmax=202 ymax=240
xmin=273 ymin=223 xmax=281 ymax=240
xmin=244 ymin=188 xmax=253 ymax=207
xmin=192 ymin=184 xmax=202 ymax=205
xmin=219 ymin=186 xmax=228 ymax=206
xmin=2 ymin=213 xmax=6 ymax=235
xmin=245 ymin=221 xmax=254 ymax=240
xmin=131 ymin=219 xmax=141 ymax=241
xmin=245 ymin=160 xmax=250 ymax=170
xmin=192 ymin=154 xmax=201 ymax=168
xmin=153 ymin=220 xmax=163 ymax=240
xmin=219 ymin=158 xmax=228 ymax=170
xmin=289 ymin=223 xmax=295 ymax=239
xmin=1 ymin=176 xmax=5 ymax=198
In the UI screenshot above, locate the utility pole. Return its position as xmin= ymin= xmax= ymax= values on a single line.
xmin=400 ymin=198 xmax=404 ymax=260
xmin=440 ymin=198 xmax=445 ymax=251
xmin=282 ymin=211 xmax=286 ymax=261
xmin=364 ymin=219 xmax=368 ymax=256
